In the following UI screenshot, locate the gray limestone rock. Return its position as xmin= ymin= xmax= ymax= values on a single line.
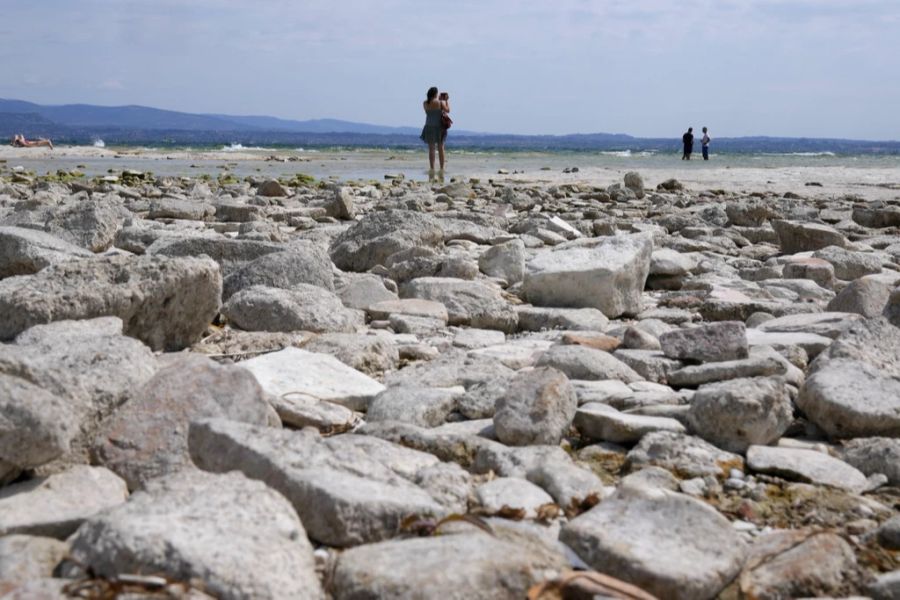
xmin=303 ymin=332 xmax=399 ymax=376
xmin=147 ymin=236 xmax=283 ymax=276
xmin=798 ymin=317 xmax=900 ymax=438
xmin=772 ymin=219 xmax=847 ymax=254
xmin=523 ymin=233 xmax=653 ymax=318
xmin=474 ymin=477 xmax=554 ymax=517
xmin=560 ymin=483 xmax=747 ymax=600
xmin=575 ymin=402 xmax=685 ymax=444
xmin=0 ymin=255 xmax=221 ymax=350
xmin=223 ymin=284 xmax=364 ymax=333
xmin=367 ymin=385 xmax=459 ymax=427
xmin=493 ymin=367 xmax=577 ymax=446
xmin=0 ymin=374 xmax=76 ymax=469
xmin=222 ymin=244 xmax=335 ymax=300
xmin=329 ymin=209 xmax=444 ymax=272
xmin=0 ymin=466 xmax=128 ymax=538
xmin=687 ymin=376 xmax=793 ymax=453
xmin=329 ymin=530 xmax=567 ymax=599
xmin=659 ymin=321 xmax=749 ymax=363
xmin=827 ymin=276 xmax=893 ymax=317
xmin=42 ymin=198 xmax=122 ymax=252
xmin=536 ymin=345 xmax=642 ymax=383
xmin=401 ymin=277 xmax=518 ymax=332
xmin=841 ymin=437 xmax=900 ymax=485
xmin=626 ymin=431 xmax=744 ymax=479
xmin=69 ymin=469 xmax=323 ymax=600
xmin=516 ymin=305 xmax=609 ymax=332
xmin=813 ymin=245 xmax=883 ymax=280
xmin=667 ymin=355 xmax=786 ymax=387
xmin=188 ymin=419 xmax=446 ymax=547
xmin=336 ymin=273 xmax=398 ymax=310
xmin=478 ymin=238 xmax=526 ymax=283
xmin=0 ymin=226 xmax=92 ymax=278
xmin=92 ymin=355 xmax=274 ymax=491
xmin=746 ymin=445 xmax=868 ymax=492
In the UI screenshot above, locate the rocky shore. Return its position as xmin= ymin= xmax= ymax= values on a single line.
xmin=0 ymin=162 xmax=898 ymax=599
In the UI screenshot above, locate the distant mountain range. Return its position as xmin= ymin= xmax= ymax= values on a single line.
xmin=2 ymin=98 xmax=899 ymax=154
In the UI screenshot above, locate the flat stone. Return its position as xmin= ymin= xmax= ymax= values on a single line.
xmin=69 ymin=469 xmax=323 ymax=600
xmin=667 ymin=355 xmax=786 ymax=387
xmin=757 ymin=311 xmax=863 ymax=339
xmin=570 ymin=379 xmax=634 ymax=406
xmin=239 ymin=347 xmax=385 ymax=411
xmin=560 ymin=482 xmax=747 ymax=600
xmin=401 ymin=277 xmax=517 ymax=332
xmin=745 ymin=328 xmax=833 ymax=358
xmin=626 ymin=431 xmax=744 ymax=479
xmin=575 ymin=402 xmax=685 ymax=444
xmin=474 ymin=477 xmax=554 ymax=517
xmin=613 ymin=349 xmax=683 ymax=384
xmin=0 ymin=466 xmax=128 ymax=538
xmin=523 ymin=233 xmax=653 ymax=318
xmin=536 ymin=344 xmax=642 ymax=383
xmin=223 ymin=284 xmax=363 ymax=333
xmin=659 ymin=321 xmax=748 ymax=363
xmin=0 ymin=226 xmax=92 ymax=278
xmin=368 ymin=385 xmax=459 ymax=427
xmin=772 ymin=220 xmax=847 ymax=254
xmin=516 ymin=305 xmax=609 ymax=332
xmin=469 ymin=339 xmax=553 ymax=369
xmin=329 ymin=530 xmax=567 ymax=599
xmin=366 ymin=298 xmax=449 ymax=322
xmin=746 ymin=445 xmax=868 ymax=492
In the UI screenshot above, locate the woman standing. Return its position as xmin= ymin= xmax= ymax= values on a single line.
xmin=420 ymin=87 xmax=450 ymax=172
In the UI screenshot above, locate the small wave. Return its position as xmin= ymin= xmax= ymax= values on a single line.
xmin=600 ymin=150 xmax=631 ymax=157
xmin=222 ymin=143 xmax=275 ymax=152
xmin=92 ymin=138 xmax=105 ymax=148
xmin=294 ymin=148 xmax=320 ymax=153
xmin=762 ymin=151 xmax=837 ymax=157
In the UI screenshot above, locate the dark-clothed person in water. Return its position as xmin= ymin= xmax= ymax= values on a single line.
xmin=682 ymin=127 xmax=694 ymax=160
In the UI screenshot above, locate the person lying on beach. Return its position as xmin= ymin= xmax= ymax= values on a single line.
xmin=11 ymin=134 xmax=53 ymax=149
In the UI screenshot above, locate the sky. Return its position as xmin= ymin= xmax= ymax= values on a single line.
xmin=1 ymin=0 xmax=899 ymax=139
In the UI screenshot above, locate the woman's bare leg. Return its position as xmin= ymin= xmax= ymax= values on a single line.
xmin=438 ymin=142 xmax=445 ymax=170
xmin=427 ymin=142 xmax=436 ymax=171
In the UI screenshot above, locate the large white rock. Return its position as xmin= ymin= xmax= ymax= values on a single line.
xmin=239 ymin=346 xmax=385 ymax=411
xmin=523 ymin=234 xmax=653 ymax=318
xmin=746 ymin=445 xmax=868 ymax=492
xmin=560 ymin=482 xmax=747 ymax=600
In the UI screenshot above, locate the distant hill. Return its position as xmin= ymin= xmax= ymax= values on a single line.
xmin=2 ymin=98 xmax=899 ymax=154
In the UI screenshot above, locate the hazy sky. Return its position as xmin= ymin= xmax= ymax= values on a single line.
xmin=2 ymin=0 xmax=899 ymax=139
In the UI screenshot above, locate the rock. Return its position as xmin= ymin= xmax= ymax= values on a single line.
xmin=878 ymin=516 xmax=900 ymax=550
xmin=827 ymin=275 xmax=893 ymax=316
xmin=738 ymin=530 xmax=859 ymax=599
xmin=223 ymin=284 xmax=363 ymax=333
xmin=0 ymin=318 xmax=157 ymax=463
xmin=758 ymin=311 xmax=862 ymax=339
xmin=366 ymin=298 xmax=449 ymax=322
xmin=0 ymin=255 xmax=221 ymax=350
xmin=69 ymin=470 xmax=323 ymax=600
xmin=493 ymin=367 xmax=577 ymax=446
xmin=256 ymin=179 xmax=288 ymax=197
xmin=667 ymin=355 xmax=786 ymax=387
xmin=148 ymin=197 xmax=215 ymax=220
xmin=303 ymin=332 xmax=399 ymax=376
xmin=523 ymin=234 xmax=653 ymax=318
xmin=612 ymin=349 xmax=682 ymax=384
xmin=659 ymin=321 xmax=748 ymax=363
xmin=560 ymin=483 xmax=747 ymax=600
xmin=239 ymin=347 xmax=385 ymax=412
xmin=868 ymin=570 xmax=900 ymax=600
xmin=575 ymin=402 xmax=685 ymax=444
xmin=813 ymin=245 xmax=882 ymax=280
xmin=92 ymin=355 xmax=274 ymax=491
xmin=746 ymin=445 xmax=868 ymax=492
xmin=782 ymin=257 xmax=835 ymax=289
xmin=475 ymin=477 xmax=554 ymax=517
xmin=0 ymin=535 xmax=69 ymax=581
xmin=726 ymin=199 xmax=779 ymax=226
xmin=650 ymin=248 xmax=696 ymax=276
xmin=478 ymin=238 xmax=526 ymax=284
xmin=526 ymin=459 xmax=609 ymax=508
xmin=42 ymin=199 xmax=121 ymax=252
xmin=0 ymin=226 xmax=92 ymax=278
xmin=222 ymin=245 xmax=334 ymax=300
xmin=624 ymin=171 xmax=645 ymax=198
xmin=772 ymin=220 xmax=847 ymax=254
xmin=536 ymin=344 xmax=642 ymax=383
xmin=657 ymin=178 xmax=683 ymax=191
xmin=622 ymin=326 xmax=661 ymax=350
xmin=798 ymin=317 xmax=900 ymax=438
xmin=516 ymin=305 xmax=609 ymax=332
xmin=368 ymin=386 xmax=458 ymax=427
xmin=0 ymin=374 xmax=76 ymax=470
xmin=453 ymin=327 xmax=505 ymax=349
xmin=626 ymin=431 xmax=744 ymax=479
xmin=329 ymin=209 xmax=443 ymax=272
xmin=336 ymin=273 xmax=398 ymax=310
xmin=842 ymin=437 xmax=900 ymax=485
xmin=0 ymin=466 xmax=128 ymax=538
xmin=884 ymin=286 xmax=900 ymax=328
xmin=687 ymin=377 xmax=793 ymax=453
xmin=401 ymin=277 xmax=517 ymax=332
xmin=188 ymin=419 xmax=446 ymax=547
xmin=329 ymin=186 xmax=357 ymax=220
xmin=329 ymin=530 xmax=567 ymax=599
xmin=148 ymin=236 xmax=283 ymax=276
